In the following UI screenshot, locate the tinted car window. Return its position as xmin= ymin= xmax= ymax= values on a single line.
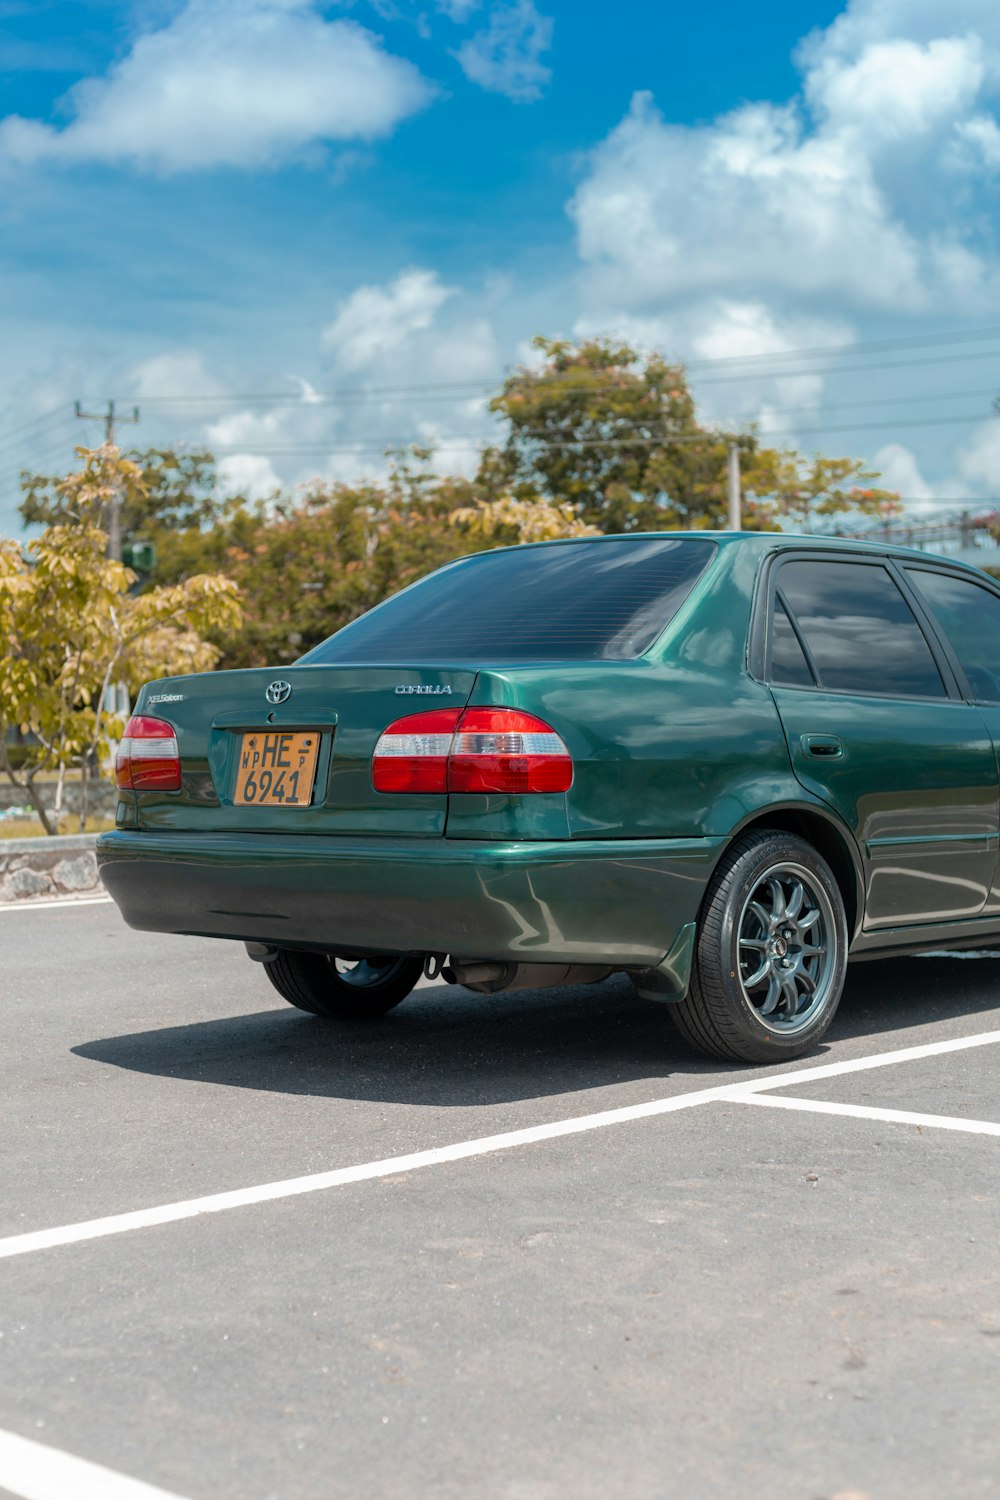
xmin=301 ymin=538 xmax=716 ymax=664
xmin=778 ymin=560 xmax=945 ymax=698
xmin=906 ymin=569 xmax=1000 ymax=703
xmin=769 ymin=596 xmax=815 ymax=687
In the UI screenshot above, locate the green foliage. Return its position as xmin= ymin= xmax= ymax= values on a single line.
xmin=20 ymin=446 xmax=238 ymax=587
xmin=741 ymin=450 xmax=903 ymax=531
xmin=479 ymin=336 xmax=760 ymax=533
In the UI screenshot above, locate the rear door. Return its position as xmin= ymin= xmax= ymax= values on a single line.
xmin=901 ymin=564 xmax=1000 ymax=921
xmin=764 ymin=554 xmax=998 ymax=928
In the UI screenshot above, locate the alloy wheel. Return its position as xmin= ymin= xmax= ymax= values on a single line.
xmin=736 ymin=861 xmax=839 ymax=1035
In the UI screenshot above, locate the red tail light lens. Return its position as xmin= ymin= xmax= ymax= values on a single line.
xmin=115 ymin=715 xmax=182 ymax=791
xmin=372 ymin=708 xmax=463 ymax=793
xmin=372 ymin=708 xmax=572 ymax=795
xmin=448 ymin=708 xmax=573 ymax=793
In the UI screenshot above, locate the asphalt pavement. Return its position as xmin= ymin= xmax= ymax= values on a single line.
xmin=1 ymin=897 xmax=999 ymax=1500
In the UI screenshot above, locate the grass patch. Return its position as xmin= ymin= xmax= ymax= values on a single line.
xmin=0 ymin=815 xmax=116 ymax=840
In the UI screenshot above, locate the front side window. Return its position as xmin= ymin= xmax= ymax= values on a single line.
xmin=777 ymin=559 xmax=945 ymax=699
xmin=906 ymin=569 xmax=1000 ymax=703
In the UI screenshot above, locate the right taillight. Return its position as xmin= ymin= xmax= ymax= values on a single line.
xmin=372 ymin=707 xmax=572 ymax=795
xmin=115 ymin=715 xmax=182 ymax=791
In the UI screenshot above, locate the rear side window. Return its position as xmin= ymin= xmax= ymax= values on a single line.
xmin=906 ymin=569 xmax=1000 ymax=703
xmin=301 ymin=538 xmax=716 ymax=664
xmin=769 ymin=596 xmax=815 ymax=687
xmin=777 ymin=560 xmax=946 ymax=699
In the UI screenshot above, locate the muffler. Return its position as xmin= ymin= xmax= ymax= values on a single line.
xmin=443 ymin=960 xmax=614 ymax=994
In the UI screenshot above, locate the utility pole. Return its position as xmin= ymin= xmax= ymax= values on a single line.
xmin=727 ymin=443 xmax=742 ymax=531
xmin=75 ymin=400 xmax=140 ymax=561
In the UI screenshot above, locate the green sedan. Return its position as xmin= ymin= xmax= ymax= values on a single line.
xmin=98 ymin=531 xmax=1000 ymax=1064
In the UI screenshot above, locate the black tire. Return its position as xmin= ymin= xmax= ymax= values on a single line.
xmin=668 ymin=830 xmax=848 ymax=1064
xmin=263 ymin=950 xmax=423 ymax=1019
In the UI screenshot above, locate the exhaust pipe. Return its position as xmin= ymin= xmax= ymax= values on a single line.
xmin=444 ymin=960 xmax=613 ymax=995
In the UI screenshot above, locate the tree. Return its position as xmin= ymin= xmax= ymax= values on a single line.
xmin=740 ymin=451 xmax=903 ymax=531
xmin=1 ymin=448 xmax=242 ymax=835
xmin=480 ymin=335 xmax=901 ymax=535
xmin=20 ymin=446 xmax=238 ymax=586
xmin=207 ymin=451 xmax=595 ymax=669
xmin=479 ymin=336 xmax=760 ymax=533
xmin=450 ymin=494 xmax=599 ymax=544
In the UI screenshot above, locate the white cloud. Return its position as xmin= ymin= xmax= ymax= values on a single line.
xmin=798 ymin=0 xmax=1000 ymax=68
xmin=955 ymin=113 xmax=1000 ymax=167
xmin=806 ymin=36 xmax=985 ymax=145
xmin=215 ymin=453 xmax=283 ymax=500
xmin=193 ymin=268 xmax=503 ymax=495
xmin=872 ymin=442 xmax=936 ymax=498
xmin=687 ymin=303 xmax=853 ymax=423
xmin=955 ymin=420 xmax=1000 ymax=493
xmin=322 ymin=269 xmax=457 ymax=370
xmin=571 ymin=1 xmax=1000 ymax=317
xmin=437 ymin=0 xmax=480 ymax=18
xmin=129 ymin=350 xmax=228 ymax=403
xmin=566 ymin=0 xmax=1000 ymax=501
xmin=0 ymin=0 xmax=433 ymax=173
xmin=569 ymin=77 xmax=994 ymax=319
xmin=455 ymin=0 xmax=552 ymax=102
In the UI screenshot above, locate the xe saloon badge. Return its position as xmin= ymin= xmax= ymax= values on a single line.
xmin=265 ymin=680 xmax=292 ymax=705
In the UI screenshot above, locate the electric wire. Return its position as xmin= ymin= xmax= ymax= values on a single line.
xmin=103 ymin=340 xmax=1000 ymax=407
xmin=101 ymin=323 xmax=1000 ymax=407
xmin=200 ymin=410 xmax=997 ymax=459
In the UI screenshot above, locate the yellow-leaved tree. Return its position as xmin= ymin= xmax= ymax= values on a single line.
xmin=0 ymin=447 xmax=242 ymax=835
xmin=451 ymin=494 xmax=600 ymax=544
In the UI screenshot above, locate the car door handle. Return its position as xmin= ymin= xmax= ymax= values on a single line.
xmin=802 ymin=734 xmax=844 ymax=758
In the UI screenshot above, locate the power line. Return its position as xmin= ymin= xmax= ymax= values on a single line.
xmin=201 ymin=409 xmax=996 ymax=459
xmin=0 ymin=407 xmax=78 ymax=460
xmin=104 ymin=340 xmax=1000 ymax=408
xmin=100 ymin=322 xmax=1000 ymax=409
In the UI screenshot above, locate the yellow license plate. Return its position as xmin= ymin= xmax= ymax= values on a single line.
xmin=233 ymin=731 xmax=320 ymax=807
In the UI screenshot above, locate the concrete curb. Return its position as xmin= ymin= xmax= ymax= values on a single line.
xmin=0 ymin=833 xmax=101 ymax=903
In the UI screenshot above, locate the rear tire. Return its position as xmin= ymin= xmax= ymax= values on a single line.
xmin=669 ymin=830 xmax=848 ymax=1064
xmin=263 ymin=950 xmax=423 ymax=1019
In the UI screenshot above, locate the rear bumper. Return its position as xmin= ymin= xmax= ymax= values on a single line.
xmin=96 ymin=830 xmax=725 ymax=968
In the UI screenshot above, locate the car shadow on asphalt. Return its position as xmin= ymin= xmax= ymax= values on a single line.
xmin=70 ymin=953 xmax=1000 ymax=1107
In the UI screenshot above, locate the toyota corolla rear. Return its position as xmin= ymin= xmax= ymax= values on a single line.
xmin=98 ymin=534 xmax=766 ymax=997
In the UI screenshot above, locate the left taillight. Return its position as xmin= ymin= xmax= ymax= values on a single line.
xmin=371 ymin=708 xmax=463 ymax=793
xmin=115 ymin=715 xmax=182 ymax=791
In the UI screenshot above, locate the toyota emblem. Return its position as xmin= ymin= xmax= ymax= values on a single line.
xmin=265 ymin=680 xmax=292 ymax=705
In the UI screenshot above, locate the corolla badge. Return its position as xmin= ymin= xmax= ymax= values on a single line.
xmin=265 ymin=680 xmax=292 ymax=705
xmin=394 ymin=684 xmax=452 ymax=695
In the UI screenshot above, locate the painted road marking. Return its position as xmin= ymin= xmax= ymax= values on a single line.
xmin=0 ymin=1427 xmax=189 ymax=1500
xmin=0 ymin=1028 xmax=998 ymax=1262
xmin=0 ymin=895 xmax=112 ymax=914
xmin=737 ymin=1093 xmax=1000 ymax=1136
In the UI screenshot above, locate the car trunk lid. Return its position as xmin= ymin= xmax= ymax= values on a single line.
xmin=131 ymin=664 xmax=478 ymax=835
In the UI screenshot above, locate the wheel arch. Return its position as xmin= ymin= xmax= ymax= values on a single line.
xmin=724 ymin=803 xmax=865 ymax=942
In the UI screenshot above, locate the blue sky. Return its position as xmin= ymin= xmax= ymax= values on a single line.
xmin=1 ymin=0 xmax=999 ymax=532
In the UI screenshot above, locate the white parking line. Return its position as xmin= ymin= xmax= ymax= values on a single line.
xmin=0 ymin=895 xmax=112 ymax=914
xmin=0 ymin=1427 xmax=189 ymax=1500
xmin=737 ymin=1093 xmax=1000 ymax=1136
xmin=1 ymin=1028 xmax=999 ymax=1263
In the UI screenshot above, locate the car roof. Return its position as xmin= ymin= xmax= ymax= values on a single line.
xmin=471 ymin=529 xmax=997 ymax=581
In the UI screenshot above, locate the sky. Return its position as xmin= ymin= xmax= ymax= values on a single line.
xmin=1 ymin=0 xmax=999 ymax=535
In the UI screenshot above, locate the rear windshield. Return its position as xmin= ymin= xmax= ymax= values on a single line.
xmin=300 ymin=538 xmax=716 ymax=664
